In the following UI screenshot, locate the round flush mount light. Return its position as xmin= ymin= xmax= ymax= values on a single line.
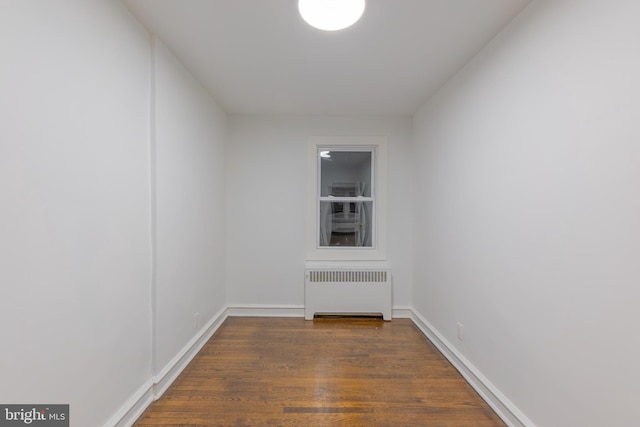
xmin=298 ymin=0 xmax=366 ymax=31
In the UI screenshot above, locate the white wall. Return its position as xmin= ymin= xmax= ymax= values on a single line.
xmin=226 ymin=116 xmax=413 ymax=308
xmin=9 ymin=0 xmax=639 ymax=425
xmin=0 ymin=1 xmax=152 ymax=426
xmin=412 ymin=0 xmax=640 ymax=426
xmin=153 ymin=40 xmax=227 ymax=373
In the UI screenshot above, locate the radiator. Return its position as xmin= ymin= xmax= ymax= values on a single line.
xmin=304 ymin=268 xmax=392 ymax=320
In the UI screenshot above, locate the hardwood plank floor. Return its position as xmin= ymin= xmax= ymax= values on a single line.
xmin=134 ymin=317 xmax=505 ymax=426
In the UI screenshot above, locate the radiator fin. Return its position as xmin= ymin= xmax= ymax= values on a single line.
xmin=308 ymin=270 xmax=388 ymax=283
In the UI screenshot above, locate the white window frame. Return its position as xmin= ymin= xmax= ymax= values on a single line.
xmin=306 ymin=136 xmax=387 ymax=261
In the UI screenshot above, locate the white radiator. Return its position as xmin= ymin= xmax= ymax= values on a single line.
xmin=304 ymin=268 xmax=392 ymax=320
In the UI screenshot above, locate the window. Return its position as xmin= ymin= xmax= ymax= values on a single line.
xmin=319 ymin=149 xmax=374 ymax=247
xmin=306 ymin=136 xmax=387 ymax=261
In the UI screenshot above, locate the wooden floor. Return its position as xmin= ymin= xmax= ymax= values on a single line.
xmin=134 ymin=317 xmax=505 ymax=426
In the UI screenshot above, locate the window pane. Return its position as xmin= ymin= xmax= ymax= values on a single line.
xmin=320 ymin=151 xmax=372 ymax=197
xmin=319 ymin=201 xmax=373 ymax=247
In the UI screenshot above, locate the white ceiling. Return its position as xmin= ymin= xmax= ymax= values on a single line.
xmin=124 ymin=0 xmax=531 ymax=116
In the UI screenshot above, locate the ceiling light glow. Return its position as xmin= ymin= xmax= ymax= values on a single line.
xmin=298 ymin=0 xmax=365 ymax=31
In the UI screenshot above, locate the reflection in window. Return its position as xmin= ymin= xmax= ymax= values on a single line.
xmin=318 ymin=150 xmax=374 ymax=247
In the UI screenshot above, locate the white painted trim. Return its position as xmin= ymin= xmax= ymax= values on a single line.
xmin=227 ymin=304 xmax=411 ymax=320
xmin=226 ymin=304 xmax=305 ymax=318
xmin=149 ymin=32 xmax=159 ymax=382
xmin=392 ymin=306 xmax=413 ymax=318
xmin=106 ymin=379 xmax=154 ymax=427
xmin=408 ymin=308 xmax=535 ymax=427
xmin=227 ymin=304 xmax=419 ymax=321
xmin=305 ymin=136 xmax=388 ymax=261
xmin=152 ymin=306 xmax=229 ymax=399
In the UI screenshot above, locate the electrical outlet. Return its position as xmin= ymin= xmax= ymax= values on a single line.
xmin=194 ymin=313 xmax=199 ymax=330
xmin=456 ymin=322 xmax=464 ymax=341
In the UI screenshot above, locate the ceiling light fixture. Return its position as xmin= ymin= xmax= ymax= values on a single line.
xmin=298 ymin=0 xmax=365 ymax=32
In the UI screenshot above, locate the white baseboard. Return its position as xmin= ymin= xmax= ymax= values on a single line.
xmin=227 ymin=304 xmax=411 ymax=319
xmin=152 ymin=306 xmax=229 ymax=399
xmin=107 ymin=307 xmax=228 ymax=427
xmin=392 ymin=306 xmax=413 ymax=318
xmin=408 ymin=308 xmax=535 ymax=427
xmin=226 ymin=304 xmax=305 ymax=317
xmin=107 ymin=379 xmax=154 ymax=427
xmin=225 ymin=305 xmax=422 ymax=321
